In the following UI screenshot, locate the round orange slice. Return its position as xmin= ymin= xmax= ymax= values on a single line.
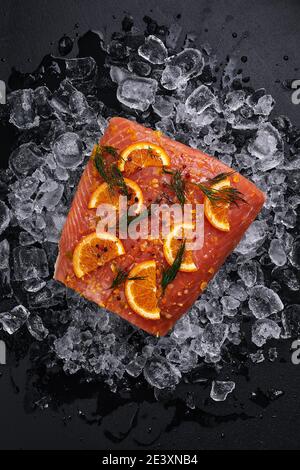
xmin=204 ymin=178 xmax=230 ymax=231
xmin=88 ymin=177 xmax=144 ymax=214
xmin=125 ymin=260 xmax=160 ymax=320
xmin=73 ymin=232 xmax=125 ymax=278
xmin=163 ymin=223 xmax=198 ymax=272
xmin=118 ymin=142 xmax=170 ymax=173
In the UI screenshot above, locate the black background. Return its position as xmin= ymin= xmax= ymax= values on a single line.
xmin=0 ymin=0 xmax=299 ymax=450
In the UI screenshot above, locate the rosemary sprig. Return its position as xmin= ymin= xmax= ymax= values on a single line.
xmin=163 ymin=168 xmax=186 ymax=207
xmin=109 ymin=268 xmax=146 ymax=289
xmin=196 ymin=171 xmax=246 ymax=206
xmin=94 ymin=145 xmax=129 ymax=196
xmin=161 ymin=240 xmax=186 ymax=294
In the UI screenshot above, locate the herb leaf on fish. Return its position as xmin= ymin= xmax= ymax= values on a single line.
xmin=94 ymin=144 xmax=129 ymax=196
xmin=196 ymin=171 xmax=246 ymax=206
xmin=161 ymin=240 xmax=186 ymax=293
xmin=109 ymin=267 xmax=146 ymax=289
xmin=163 ymin=168 xmax=186 ymax=207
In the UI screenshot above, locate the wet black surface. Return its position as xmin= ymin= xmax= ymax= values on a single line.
xmin=0 ymin=0 xmax=300 ymax=450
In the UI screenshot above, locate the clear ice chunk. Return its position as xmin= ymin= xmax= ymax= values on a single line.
xmin=185 ymin=85 xmax=215 ymax=115
xmin=210 ymin=380 xmax=235 ymax=401
xmin=117 ymin=77 xmax=158 ymax=111
xmin=143 ymin=358 xmax=181 ymax=389
xmin=248 ymin=285 xmax=283 ymax=319
xmin=161 ymin=65 xmax=183 ymax=90
xmin=248 ymin=123 xmax=284 ymax=170
xmin=0 ymin=239 xmax=9 ymax=269
xmin=27 ymin=314 xmax=49 ymax=341
xmin=13 ymin=246 xmax=49 ymax=281
xmin=0 ymin=305 xmax=31 ymax=334
xmin=252 ymin=319 xmax=281 ymax=347
xmin=53 ymin=132 xmax=84 ymax=169
xmin=235 ymin=221 xmax=266 ymax=255
xmin=8 ymin=89 xmax=40 ymax=129
xmin=152 ymin=95 xmax=175 ymax=118
xmin=138 ymin=35 xmax=168 ymax=64
xmin=9 ymin=143 xmax=44 ymax=178
xmin=0 ymin=201 xmax=10 ymax=235
xmin=268 ymin=239 xmax=287 ymax=266
xmin=168 ymin=48 xmax=204 ymax=79
xmin=201 ymin=323 xmax=228 ymax=356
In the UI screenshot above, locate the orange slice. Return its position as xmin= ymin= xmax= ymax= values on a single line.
xmin=163 ymin=223 xmax=198 ymax=272
xmin=204 ymin=178 xmax=230 ymax=231
xmin=118 ymin=142 xmax=170 ymax=173
xmin=88 ymin=177 xmax=144 ymax=214
xmin=73 ymin=232 xmax=125 ymax=278
xmin=125 ymin=260 xmax=160 ymax=320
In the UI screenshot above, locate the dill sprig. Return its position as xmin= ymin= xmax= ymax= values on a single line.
xmin=161 ymin=240 xmax=186 ymax=294
xmin=163 ymin=168 xmax=186 ymax=207
xmin=94 ymin=145 xmax=129 ymax=196
xmin=196 ymin=171 xmax=246 ymax=206
xmin=109 ymin=268 xmax=146 ymax=289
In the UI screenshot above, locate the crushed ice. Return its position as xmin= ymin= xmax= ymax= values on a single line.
xmin=0 ymin=18 xmax=299 ymax=402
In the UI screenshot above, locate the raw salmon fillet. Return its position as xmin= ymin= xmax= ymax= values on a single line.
xmin=54 ymin=117 xmax=265 ymax=336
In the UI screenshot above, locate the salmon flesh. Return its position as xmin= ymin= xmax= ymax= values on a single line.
xmin=54 ymin=117 xmax=265 ymax=336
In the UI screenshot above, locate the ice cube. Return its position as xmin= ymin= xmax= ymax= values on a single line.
xmin=23 ymin=278 xmax=46 ymax=292
xmin=143 ymin=358 xmax=181 ymax=389
xmin=8 ymin=89 xmax=40 ymax=129
xmin=64 ymin=57 xmax=97 ymax=89
xmin=0 ymin=201 xmax=10 ymax=235
xmin=161 ymin=65 xmax=183 ymax=90
xmin=185 ymin=85 xmax=215 ymax=115
xmin=168 ymin=48 xmax=204 ymax=79
xmin=248 ymin=123 xmax=284 ymax=170
xmin=117 ymin=77 xmax=158 ymax=111
xmin=51 ymin=80 xmax=96 ymax=124
xmin=27 ymin=314 xmax=49 ymax=341
xmin=210 ymin=380 xmax=235 ymax=401
xmin=152 ymin=95 xmax=175 ymax=118
xmin=0 ymin=305 xmax=31 ymax=334
xmin=13 ymin=246 xmax=49 ymax=281
xmin=253 ymin=95 xmax=274 ymax=116
xmin=35 ymin=183 xmax=64 ymax=212
xmin=128 ymin=60 xmax=152 ymax=77
xmin=225 ymin=90 xmax=245 ymax=111
xmin=250 ymin=350 xmax=265 ymax=363
xmin=221 ymin=295 xmax=240 ymax=311
xmin=110 ymin=66 xmax=131 ymax=84
xmin=252 ymin=319 xmax=281 ymax=347
xmin=0 ymin=239 xmax=11 ymax=297
xmin=268 ymin=239 xmax=287 ymax=266
xmin=53 ymin=132 xmax=84 ymax=169
xmin=34 ymin=86 xmax=53 ymax=118
xmin=248 ymin=285 xmax=283 ymax=319
xmin=235 ymin=221 xmax=266 ymax=255
xmin=138 ymin=35 xmax=168 ymax=64
xmin=9 ymin=143 xmax=44 ymax=178
xmin=126 ymin=355 xmax=146 ymax=377
xmin=201 ymin=323 xmax=228 ymax=356
xmin=289 ymin=240 xmax=300 ymax=269
xmin=0 ymin=239 xmax=9 ymax=269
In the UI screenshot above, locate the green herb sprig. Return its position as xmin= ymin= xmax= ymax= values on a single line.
xmin=109 ymin=267 xmax=146 ymax=289
xmin=94 ymin=145 xmax=129 ymax=196
xmin=196 ymin=171 xmax=246 ymax=206
xmin=161 ymin=240 xmax=186 ymax=294
xmin=163 ymin=168 xmax=186 ymax=207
